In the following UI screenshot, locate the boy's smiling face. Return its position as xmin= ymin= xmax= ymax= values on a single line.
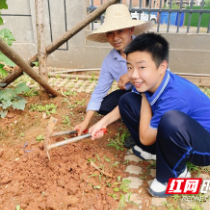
xmin=127 ymin=51 xmax=167 ymax=93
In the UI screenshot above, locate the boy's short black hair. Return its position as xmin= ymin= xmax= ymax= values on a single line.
xmin=124 ymin=32 xmax=169 ymax=68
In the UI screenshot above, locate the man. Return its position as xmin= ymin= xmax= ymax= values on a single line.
xmin=74 ymin=4 xmax=152 ymax=149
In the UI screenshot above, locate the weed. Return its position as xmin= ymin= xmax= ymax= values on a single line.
xmin=112 ymin=161 xmax=119 ymax=167
xmin=108 ymin=193 xmax=118 ymax=200
xmin=16 ymin=205 xmax=23 ymax=210
xmin=106 ymin=180 xmax=111 ymax=187
xmin=30 ymin=103 xmax=57 ymax=115
xmin=107 ymin=129 xmax=130 ymax=151
xmin=186 ymin=162 xmax=200 ymax=173
xmin=192 ymin=204 xmax=203 ymax=210
xmin=20 ymin=132 xmax=24 ymax=137
xmin=103 ymin=155 xmax=111 ymax=162
xmin=123 ymin=159 xmax=129 ymax=165
xmin=139 ymin=173 xmax=148 ymax=180
xmin=62 ymin=116 xmax=71 ymax=125
xmin=36 ymin=134 xmax=45 ymax=143
xmin=162 ymin=201 xmax=174 ymax=210
xmin=95 ymin=153 xmax=100 ymax=161
xmin=87 ymin=158 xmax=96 ymax=163
xmin=24 ymin=87 xmax=39 ymax=98
xmin=113 ymin=179 xmax=131 ymax=193
xmin=171 ymin=194 xmax=182 ymax=202
xmin=93 ymin=185 xmax=101 ymax=189
xmin=147 ymin=161 xmax=156 ymax=169
xmin=63 ymin=89 xmax=77 ymax=96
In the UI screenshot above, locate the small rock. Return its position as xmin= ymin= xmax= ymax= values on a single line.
xmin=42 ymin=113 xmax=47 ymax=119
xmin=15 ymin=158 xmax=19 ymax=161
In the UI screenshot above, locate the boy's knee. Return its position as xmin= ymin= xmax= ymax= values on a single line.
xmin=158 ymin=110 xmax=184 ymax=137
xmin=119 ymin=92 xmax=133 ymax=110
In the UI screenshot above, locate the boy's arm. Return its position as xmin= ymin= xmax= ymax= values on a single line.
xmin=139 ymin=94 xmax=157 ymax=145
xmin=89 ymin=106 xmax=121 ymax=139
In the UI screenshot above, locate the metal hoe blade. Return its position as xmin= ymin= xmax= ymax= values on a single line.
xmin=45 ymin=116 xmax=57 ymax=160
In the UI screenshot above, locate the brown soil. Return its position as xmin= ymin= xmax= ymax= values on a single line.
xmin=0 ymin=92 xmax=139 ymax=210
xmin=0 ymin=91 xmax=205 ymax=210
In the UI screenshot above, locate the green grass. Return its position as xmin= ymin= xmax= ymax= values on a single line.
xmin=184 ymin=6 xmax=210 ymax=28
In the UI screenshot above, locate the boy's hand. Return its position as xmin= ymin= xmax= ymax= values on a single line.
xmin=74 ymin=121 xmax=88 ymax=136
xmin=89 ymin=122 xmax=107 ymax=140
xmin=118 ymin=73 xmax=129 ymax=90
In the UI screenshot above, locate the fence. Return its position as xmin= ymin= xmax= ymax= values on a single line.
xmin=88 ymin=0 xmax=210 ymax=33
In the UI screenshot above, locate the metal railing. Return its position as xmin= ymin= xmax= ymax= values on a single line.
xmin=88 ymin=0 xmax=210 ymax=33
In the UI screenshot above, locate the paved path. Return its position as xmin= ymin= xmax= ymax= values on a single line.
xmin=122 ymin=150 xmax=210 ymax=210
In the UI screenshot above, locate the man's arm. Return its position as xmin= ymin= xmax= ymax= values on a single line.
xmin=139 ymin=94 xmax=157 ymax=145
xmin=118 ymin=73 xmax=130 ymax=90
xmin=74 ymin=60 xmax=113 ymax=135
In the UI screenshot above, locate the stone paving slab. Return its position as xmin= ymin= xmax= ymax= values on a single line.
xmin=124 ymin=165 xmax=142 ymax=175
xmin=125 ymin=193 xmax=142 ymax=209
xmin=123 ymin=177 xmax=143 ymax=189
xmin=124 ymin=155 xmax=142 ymax=163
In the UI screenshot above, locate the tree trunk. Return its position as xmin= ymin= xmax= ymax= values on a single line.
xmin=35 ymin=0 xmax=48 ymax=83
xmin=0 ymin=38 xmax=60 ymax=97
xmin=0 ymin=0 xmax=120 ymax=88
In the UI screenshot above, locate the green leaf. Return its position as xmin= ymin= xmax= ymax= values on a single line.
xmin=113 ymin=187 xmax=120 ymax=192
xmin=0 ymin=64 xmax=7 ymax=76
xmin=12 ymin=97 xmax=26 ymax=110
xmin=0 ymin=0 xmax=8 ymax=9
xmin=122 ymin=179 xmax=131 ymax=184
xmin=2 ymin=100 xmax=12 ymax=109
xmin=0 ymin=110 xmax=7 ymax=118
xmin=0 ymin=88 xmax=16 ymax=101
xmin=0 ymin=28 xmax=15 ymax=46
xmin=0 ymin=17 xmax=3 ymax=25
xmin=32 ymin=61 xmax=39 ymax=67
xmin=0 ymin=52 xmax=16 ymax=66
xmin=93 ymin=185 xmax=101 ymax=189
xmin=14 ymin=82 xmax=30 ymax=94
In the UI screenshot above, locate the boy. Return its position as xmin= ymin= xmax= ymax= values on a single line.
xmin=89 ymin=32 xmax=210 ymax=197
xmin=74 ymin=4 xmax=151 ymax=150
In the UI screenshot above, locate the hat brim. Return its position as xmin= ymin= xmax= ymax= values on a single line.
xmin=87 ymin=20 xmax=152 ymax=43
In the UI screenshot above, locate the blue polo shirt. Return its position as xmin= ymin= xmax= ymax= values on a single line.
xmin=132 ymin=70 xmax=210 ymax=132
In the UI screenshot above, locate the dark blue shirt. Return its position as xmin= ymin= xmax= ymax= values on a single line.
xmin=132 ymin=70 xmax=210 ymax=132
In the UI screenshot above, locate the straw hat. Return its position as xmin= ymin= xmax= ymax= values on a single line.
xmin=87 ymin=4 xmax=152 ymax=43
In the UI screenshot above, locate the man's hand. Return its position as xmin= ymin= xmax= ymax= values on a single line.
xmin=118 ymin=73 xmax=129 ymax=90
xmin=74 ymin=121 xmax=89 ymax=136
xmin=74 ymin=110 xmax=95 ymax=136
